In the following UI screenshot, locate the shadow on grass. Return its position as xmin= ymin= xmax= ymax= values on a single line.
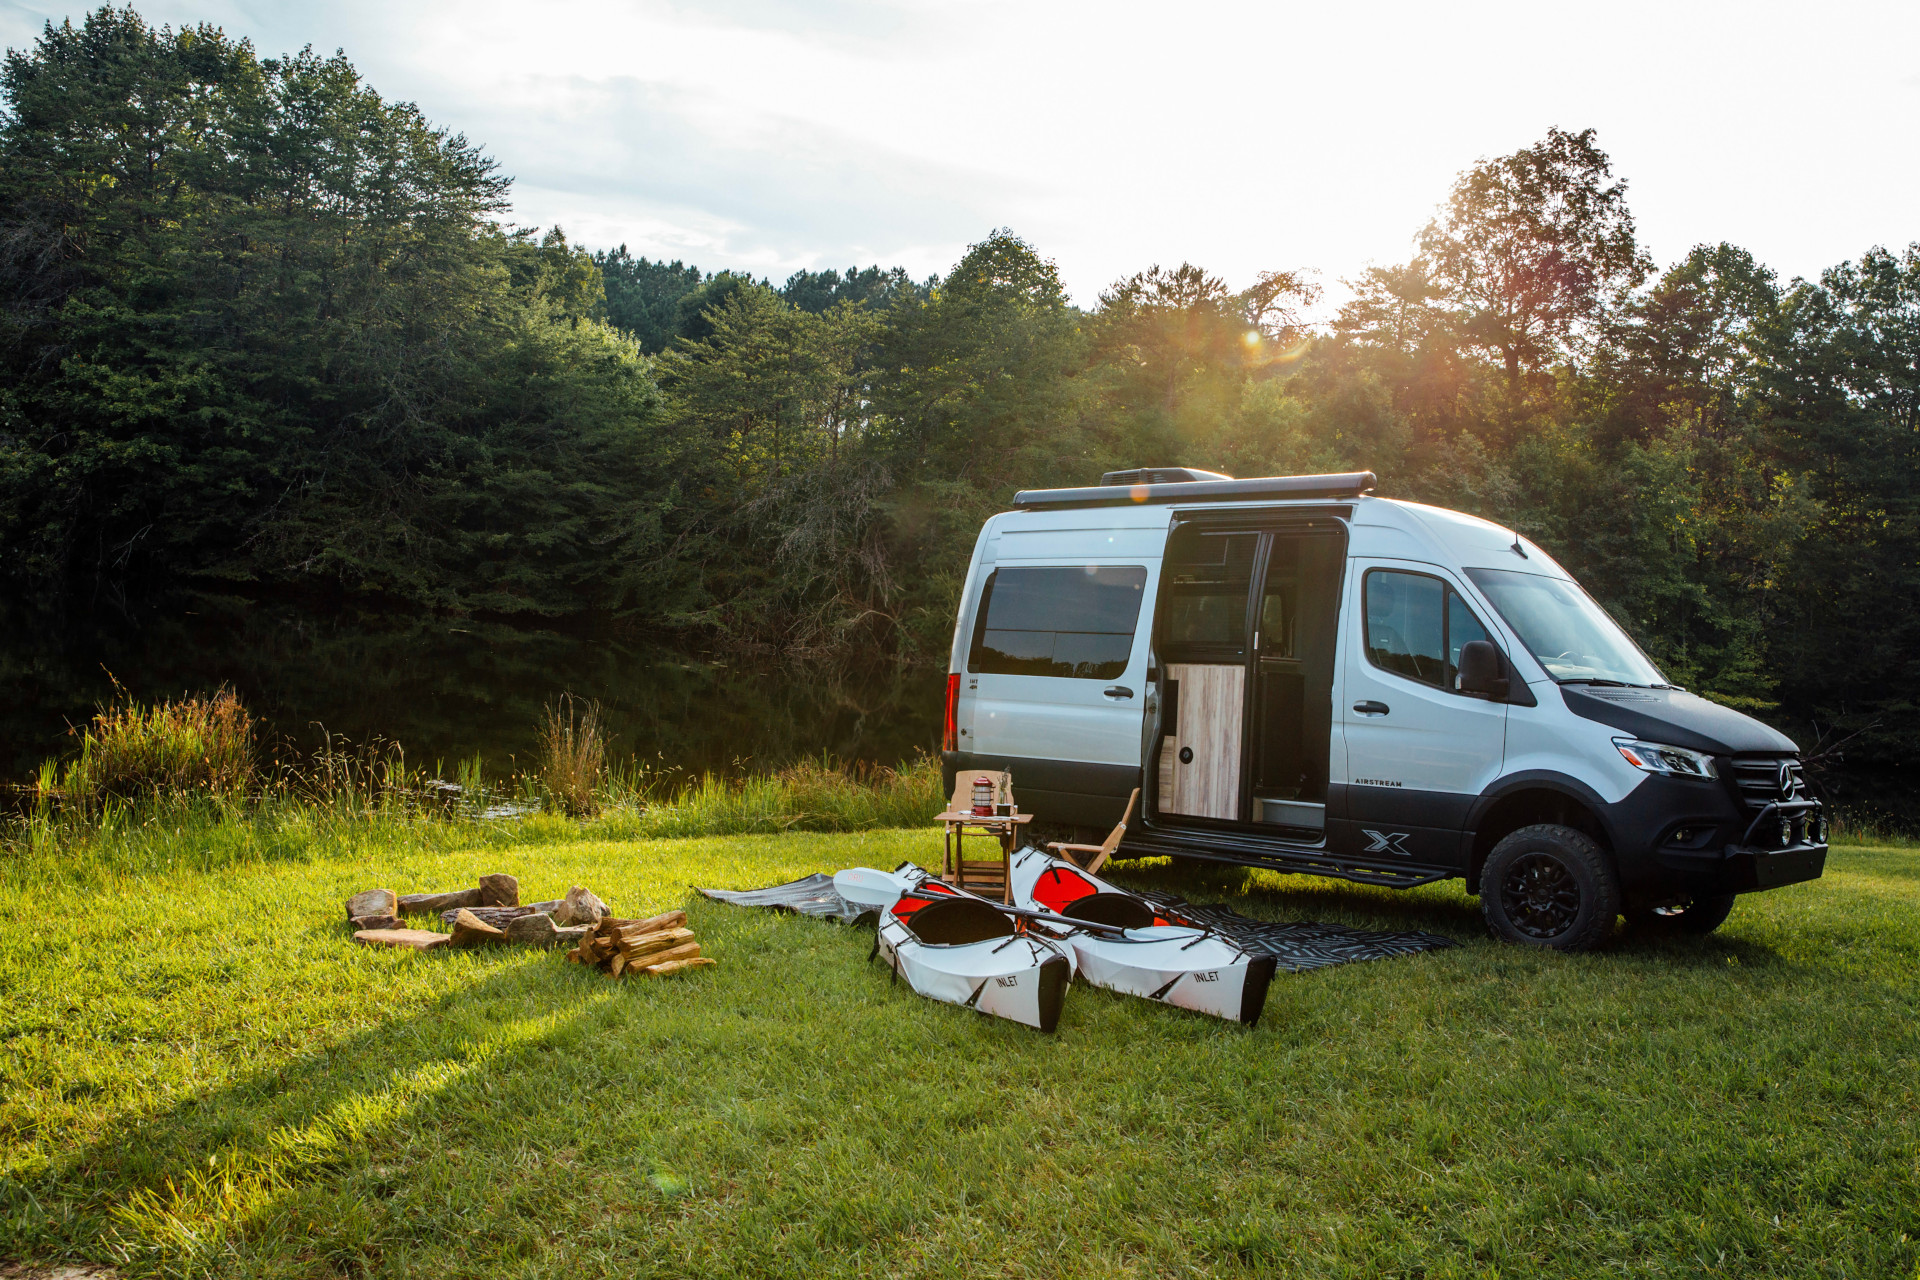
xmin=1101 ymin=855 xmax=1831 ymax=977
xmin=6 ymin=948 xmax=653 ymax=1276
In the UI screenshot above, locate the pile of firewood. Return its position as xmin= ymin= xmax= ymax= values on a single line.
xmin=566 ymin=908 xmax=715 ymax=978
xmin=347 ymin=875 xmax=612 ymax=952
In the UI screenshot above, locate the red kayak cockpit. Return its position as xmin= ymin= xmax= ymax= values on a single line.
xmin=890 ymin=890 xmax=1015 ymax=945
xmin=1029 ymin=865 xmax=1171 ymax=928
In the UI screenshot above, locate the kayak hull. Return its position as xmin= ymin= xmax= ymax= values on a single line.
xmin=1009 ymin=847 xmax=1277 ymax=1026
xmin=865 ymin=871 xmax=1075 ymax=1033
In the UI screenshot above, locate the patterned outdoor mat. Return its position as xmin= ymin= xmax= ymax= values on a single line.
xmin=1132 ymin=890 xmax=1457 ymax=972
xmin=703 ymin=873 xmax=1457 ymax=973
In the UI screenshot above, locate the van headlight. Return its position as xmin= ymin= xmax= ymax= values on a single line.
xmin=1613 ymin=738 xmax=1718 ymax=780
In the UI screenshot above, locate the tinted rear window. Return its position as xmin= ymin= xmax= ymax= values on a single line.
xmin=968 ymin=566 xmax=1149 ymax=678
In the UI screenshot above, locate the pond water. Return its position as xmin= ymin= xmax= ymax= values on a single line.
xmin=0 ymin=593 xmax=944 ymax=785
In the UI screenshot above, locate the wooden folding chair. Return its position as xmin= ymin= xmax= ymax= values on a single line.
xmin=1047 ymin=788 xmax=1138 ymax=875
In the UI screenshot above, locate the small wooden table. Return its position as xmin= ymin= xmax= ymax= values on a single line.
xmin=936 ymin=809 xmax=1032 ymax=903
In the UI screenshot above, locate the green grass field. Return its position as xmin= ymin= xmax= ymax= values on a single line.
xmin=3 ymin=825 xmax=1917 ymax=1278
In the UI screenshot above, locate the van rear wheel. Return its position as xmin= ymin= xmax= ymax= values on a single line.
xmin=1626 ymin=893 xmax=1735 ymax=936
xmin=1480 ymin=824 xmax=1621 ymax=952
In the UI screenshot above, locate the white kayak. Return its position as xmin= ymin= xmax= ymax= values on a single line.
xmin=837 ymin=865 xmax=1074 ymax=1033
xmin=1008 ymin=846 xmax=1278 ymax=1026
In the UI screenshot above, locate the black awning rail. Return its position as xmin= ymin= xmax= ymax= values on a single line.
xmin=1012 ymin=471 xmax=1377 ymax=510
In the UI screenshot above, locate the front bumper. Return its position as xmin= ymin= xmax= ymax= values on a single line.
xmin=1615 ymin=775 xmax=1829 ymax=898
xmin=1724 ymin=841 xmax=1828 ymax=891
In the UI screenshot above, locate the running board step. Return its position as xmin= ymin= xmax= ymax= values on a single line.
xmin=1117 ymin=830 xmax=1452 ymax=889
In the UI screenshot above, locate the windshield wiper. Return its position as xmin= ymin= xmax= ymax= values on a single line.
xmin=1559 ymin=678 xmax=1629 ymax=687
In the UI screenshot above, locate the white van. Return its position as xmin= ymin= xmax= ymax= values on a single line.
xmin=941 ymin=469 xmax=1828 ymax=951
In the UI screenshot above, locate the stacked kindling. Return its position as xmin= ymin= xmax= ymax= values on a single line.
xmin=565 ymin=909 xmax=716 ymax=978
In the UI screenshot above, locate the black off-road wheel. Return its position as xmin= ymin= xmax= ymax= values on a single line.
xmin=1480 ymin=824 xmax=1621 ymax=952
xmin=1625 ymin=893 xmax=1736 ymax=937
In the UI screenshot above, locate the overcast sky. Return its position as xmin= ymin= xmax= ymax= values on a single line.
xmin=4 ymin=0 xmax=1917 ymax=306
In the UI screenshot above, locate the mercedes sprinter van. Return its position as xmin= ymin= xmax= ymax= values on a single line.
xmin=940 ymin=469 xmax=1828 ymax=951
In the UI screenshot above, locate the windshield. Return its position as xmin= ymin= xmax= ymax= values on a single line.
xmin=1464 ymin=568 xmax=1667 ymax=686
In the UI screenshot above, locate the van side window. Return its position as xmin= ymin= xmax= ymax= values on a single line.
xmin=1366 ymin=571 xmax=1444 ymax=684
xmin=968 ymin=566 xmax=1149 ymax=679
xmin=1447 ymin=592 xmax=1494 ymax=690
xmin=1365 ymin=570 xmax=1496 ymax=692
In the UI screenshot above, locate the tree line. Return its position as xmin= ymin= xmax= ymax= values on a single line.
xmin=2 ymin=9 xmax=1916 ymax=801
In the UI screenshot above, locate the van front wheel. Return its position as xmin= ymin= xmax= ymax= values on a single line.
xmin=1625 ymin=893 xmax=1735 ymax=936
xmin=1480 ymin=825 xmax=1621 ymax=952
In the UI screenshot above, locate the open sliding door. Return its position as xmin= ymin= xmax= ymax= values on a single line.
xmin=1152 ymin=519 xmax=1347 ymax=837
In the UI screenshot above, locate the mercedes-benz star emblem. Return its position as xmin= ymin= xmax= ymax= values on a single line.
xmin=1777 ymin=762 xmax=1801 ymax=799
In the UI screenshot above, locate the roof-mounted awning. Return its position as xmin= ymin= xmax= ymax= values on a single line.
xmin=1011 ymin=471 xmax=1377 ymax=510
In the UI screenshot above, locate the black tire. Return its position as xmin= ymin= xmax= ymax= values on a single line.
xmin=1480 ymin=824 xmax=1621 ymax=952
xmin=1625 ymin=893 xmax=1736 ymax=937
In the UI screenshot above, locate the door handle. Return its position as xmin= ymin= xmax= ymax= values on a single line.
xmin=1104 ymin=685 xmax=1134 ymax=700
xmin=1352 ymin=700 xmax=1390 ymax=716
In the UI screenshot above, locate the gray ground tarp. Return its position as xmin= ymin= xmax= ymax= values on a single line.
xmin=698 ymin=873 xmax=868 ymax=924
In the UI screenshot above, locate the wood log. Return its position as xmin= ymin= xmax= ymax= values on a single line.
xmin=642 ymin=957 xmax=716 ymax=977
xmin=398 ymin=888 xmax=482 ymax=914
xmin=622 ymin=940 xmax=699 ymax=973
xmin=478 ymin=873 xmax=519 ymax=907
xmin=437 ymin=905 xmax=536 ymax=928
xmin=610 ymin=916 xmax=690 ymax=940
xmin=614 ymin=927 xmax=695 ymax=960
xmin=450 ymin=908 xmax=508 ymax=947
xmin=504 ymin=912 xmax=564 ymax=947
xmin=346 ymin=888 xmax=397 ymax=921
xmin=353 ymin=928 xmax=449 ymax=951
xmin=555 ymin=885 xmax=610 ymax=926
xmin=625 ymin=908 xmax=687 ymax=935
xmin=349 ymin=913 xmax=402 ymax=931
xmin=609 ymin=952 xmax=627 ymax=977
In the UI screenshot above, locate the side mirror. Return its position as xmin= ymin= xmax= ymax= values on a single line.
xmin=1457 ymin=640 xmax=1510 ymax=698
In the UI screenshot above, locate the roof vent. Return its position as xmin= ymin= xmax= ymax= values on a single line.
xmin=1100 ymin=467 xmax=1234 ymax=486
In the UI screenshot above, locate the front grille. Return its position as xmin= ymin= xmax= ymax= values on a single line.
xmin=1729 ymin=756 xmax=1808 ymax=811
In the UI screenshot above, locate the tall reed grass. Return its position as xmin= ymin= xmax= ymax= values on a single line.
xmin=538 ymin=694 xmax=605 ymax=817
xmin=34 ymin=683 xmax=255 ymax=808
xmin=4 ymin=686 xmax=945 ymax=883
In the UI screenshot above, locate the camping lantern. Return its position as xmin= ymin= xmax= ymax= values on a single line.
xmin=971 ymin=775 xmax=995 ymax=816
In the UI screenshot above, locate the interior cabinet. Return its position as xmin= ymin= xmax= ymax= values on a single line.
xmin=1162 ymin=663 xmax=1244 ymax=820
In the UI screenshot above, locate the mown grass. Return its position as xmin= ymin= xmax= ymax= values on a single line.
xmin=2 ymin=818 xmax=1916 ymax=1279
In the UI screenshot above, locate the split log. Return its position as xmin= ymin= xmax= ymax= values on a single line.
xmin=345 ymin=888 xmax=396 ymax=921
xmin=504 ymin=912 xmax=566 ymax=947
xmin=554 ymin=885 xmax=610 ymax=926
xmin=398 ymin=888 xmax=483 ymax=915
xmin=450 ymin=908 xmax=508 ymax=947
xmin=622 ymin=941 xmax=699 ymax=972
xmin=610 ymin=952 xmax=628 ymax=977
xmin=353 ymin=928 xmax=448 ymax=951
xmin=349 ymin=913 xmax=402 ymax=931
xmin=437 ymin=905 xmax=537 ymax=928
xmin=478 ymin=873 xmax=519 ymax=907
xmin=642 ymin=957 xmax=716 ymax=977
xmin=613 ymin=926 xmax=695 ymax=961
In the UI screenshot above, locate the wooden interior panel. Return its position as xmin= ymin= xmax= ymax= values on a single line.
xmin=1165 ymin=663 xmax=1245 ymax=820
